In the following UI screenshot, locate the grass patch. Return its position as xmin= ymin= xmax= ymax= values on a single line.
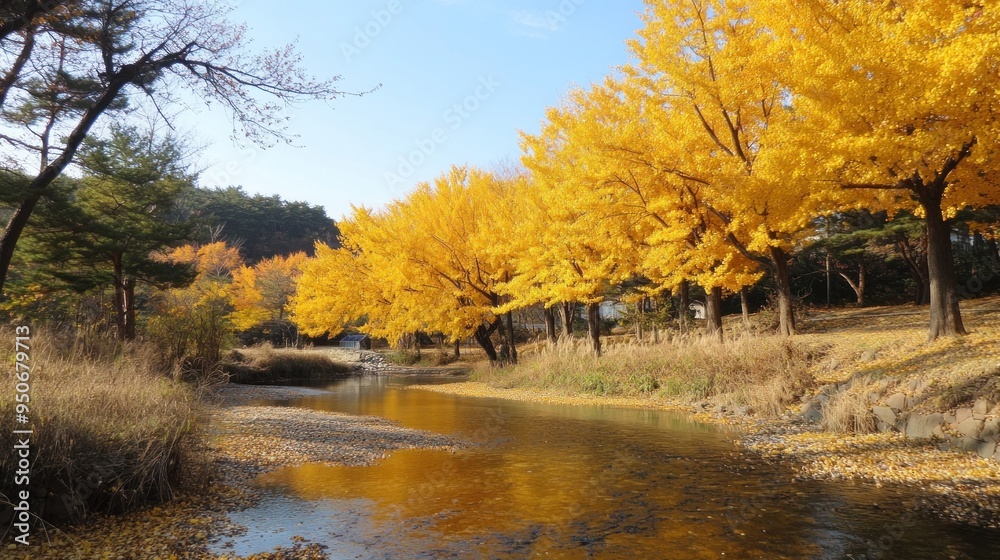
xmin=384 ymin=350 xmax=422 ymax=366
xmin=0 ymin=329 xmax=198 ymax=525
xmin=822 ymin=376 xmax=887 ymax=433
xmin=222 ymin=344 xmax=356 ymax=383
xmin=474 ymin=335 xmax=814 ymax=416
xmin=384 ymin=349 xmax=462 ymax=367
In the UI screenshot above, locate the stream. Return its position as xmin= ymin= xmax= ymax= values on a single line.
xmin=210 ymin=375 xmax=1000 ymax=559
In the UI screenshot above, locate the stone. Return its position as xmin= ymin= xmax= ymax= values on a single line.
xmin=827 ymin=358 xmax=841 ymax=371
xmin=818 ymin=384 xmax=839 ymax=396
xmin=978 ymin=441 xmax=998 ymax=460
xmin=712 ymin=404 xmax=727 ymax=414
xmin=868 ymin=391 xmax=881 ymax=404
xmin=886 ymin=393 xmax=907 ymax=411
xmin=893 ymin=412 xmax=910 ymax=432
xmin=860 ymin=350 xmax=878 ymax=363
xmin=957 ymin=417 xmax=985 ymax=439
xmin=872 ymin=406 xmax=897 ymax=427
xmin=954 ymin=437 xmax=982 ymax=453
xmin=974 ymin=399 xmax=991 ymax=415
xmin=915 ymin=379 xmax=930 ymax=393
xmin=799 ymin=401 xmax=823 ymax=423
xmin=981 ymin=418 xmax=1000 ymax=442
xmin=904 ymin=413 xmax=944 ymax=439
xmin=956 ymin=408 xmax=973 ymax=424
xmin=994 ymin=448 xmax=1000 ymax=463
xmin=907 ymin=379 xmax=918 ymax=391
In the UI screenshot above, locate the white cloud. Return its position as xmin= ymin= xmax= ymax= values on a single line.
xmin=510 ymin=10 xmax=562 ymax=38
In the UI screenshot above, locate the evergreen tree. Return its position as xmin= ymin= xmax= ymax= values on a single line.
xmin=23 ymin=126 xmax=195 ymax=340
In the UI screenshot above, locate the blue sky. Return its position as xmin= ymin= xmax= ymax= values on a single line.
xmin=180 ymin=0 xmax=648 ymax=220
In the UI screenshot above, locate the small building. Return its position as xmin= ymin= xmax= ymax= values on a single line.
xmin=689 ymin=301 xmax=706 ymax=320
xmin=338 ymin=334 xmax=371 ymax=350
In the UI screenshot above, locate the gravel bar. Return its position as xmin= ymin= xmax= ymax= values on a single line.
xmin=16 ymin=383 xmax=465 ymax=560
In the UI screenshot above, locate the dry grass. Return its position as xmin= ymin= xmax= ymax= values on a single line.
xmin=474 ymin=334 xmax=814 ymax=417
xmin=222 ymin=343 xmax=356 ymax=383
xmin=473 ymin=296 xmax=1000 ymax=426
xmin=0 ymin=329 xmax=198 ymax=524
xmin=821 ymin=376 xmax=889 ymax=433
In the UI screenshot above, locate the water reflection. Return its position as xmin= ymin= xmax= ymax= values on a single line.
xmin=220 ymin=375 xmax=1000 ymax=559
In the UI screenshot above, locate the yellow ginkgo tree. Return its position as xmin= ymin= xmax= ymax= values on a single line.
xmin=230 ymin=252 xmax=308 ymax=331
xmin=514 ymin=92 xmax=653 ymax=354
xmin=525 ymin=78 xmax=763 ymax=339
xmin=625 ymin=0 xmax=820 ymax=336
xmin=760 ymin=0 xmax=1000 ymax=340
xmin=293 ymin=166 xmax=523 ymax=363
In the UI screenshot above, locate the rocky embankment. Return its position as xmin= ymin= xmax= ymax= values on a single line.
xmin=323 ymin=348 xmax=392 ymax=372
xmin=799 ymin=380 xmax=1000 ymax=462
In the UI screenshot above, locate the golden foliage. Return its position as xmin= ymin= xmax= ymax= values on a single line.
xmin=293 ymin=166 xmax=520 ymax=345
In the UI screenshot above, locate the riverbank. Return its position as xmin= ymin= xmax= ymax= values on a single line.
xmin=413 ymin=298 xmax=1000 ymax=528
xmin=10 ymin=384 xmax=463 ymax=560
xmin=415 ymin=380 xmax=1000 ymax=528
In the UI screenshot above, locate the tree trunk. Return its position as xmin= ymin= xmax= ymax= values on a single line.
xmin=704 ymin=286 xmax=723 ymax=341
xmin=473 ymin=322 xmax=499 ymax=362
xmin=857 ymin=258 xmax=866 ymax=308
xmin=825 ymin=251 xmax=832 ymax=308
xmin=543 ymin=306 xmax=558 ymax=344
xmin=586 ymin=302 xmax=602 ymax=356
xmin=112 ymin=255 xmax=126 ymax=341
xmin=895 ymin=235 xmax=929 ymax=305
xmin=678 ymin=279 xmax=690 ymax=333
xmin=505 ymin=311 xmax=518 ymax=364
xmin=635 ymin=300 xmax=645 ymax=341
xmin=560 ymin=302 xmax=574 ymax=339
xmin=923 ymin=195 xmax=966 ymax=340
xmin=0 ymin=193 xmax=42 ymax=299
xmin=123 ymin=277 xmax=136 ymax=341
xmin=740 ymin=285 xmax=750 ymax=324
xmin=769 ymin=246 xmax=796 ymax=336
xmin=454 ymin=339 xmax=461 ymax=358
xmin=837 ymin=257 xmax=866 ymax=308
xmin=0 ymin=77 xmax=131 ymax=295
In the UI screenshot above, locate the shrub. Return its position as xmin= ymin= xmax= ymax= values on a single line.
xmin=221 ymin=345 xmax=356 ymax=383
xmin=0 ymin=329 xmax=198 ymax=526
